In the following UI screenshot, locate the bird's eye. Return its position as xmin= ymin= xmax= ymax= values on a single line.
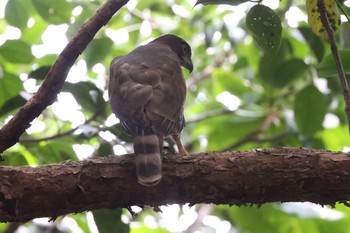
xmin=182 ymin=45 xmax=188 ymax=53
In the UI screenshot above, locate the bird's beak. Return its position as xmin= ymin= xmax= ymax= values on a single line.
xmin=182 ymin=57 xmax=194 ymax=73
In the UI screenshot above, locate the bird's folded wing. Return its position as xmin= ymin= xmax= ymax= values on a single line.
xmin=109 ymin=56 xmax=185 ymax=137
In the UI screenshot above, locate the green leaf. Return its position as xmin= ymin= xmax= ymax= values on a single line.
xmin=32 ymin=0 xmax=71 ymax=24
xmin=259 ymin=47 xmax=308 ymax=88
xmin=1 ymin=153 xmax=28 ymax=166
xmin=0 ymin=95 xmax=26 ymax=118
xmin=97 ymin=142 xmax=114 ymax=157
xmin=294 ymin=85 xmax=327 ymax=135
xmin=216 ymin=205 xmax=292 ymax=233
xmin=320 ymin=125 xmax=349 ymax=151
xmin=195 ymin=0 xmax=250 ymax=6
xmin=271 ymin=58 xmax=308 ymax=88
xmin=62 ymin=82 xmax=104 ymax=113
xmin=5 ymin=0 xmax=29 ymax=29
xmin=212 ymin=69 xmax=250 ymax=96
xmin=192 ymin=113 xmax=265 ymax=151
xmin=84 ymin=38 xmax=114 ymax=69
xmin=36 ymin=139 xmax=78 ymax=164
xmin=21 ymin=16 xmax=48 ymax=44
xmin=0 ymin=40 xmax=34 ymax=64
xmin=298 ymin=26 xmax=325 ymax=62
xmin=107 ymin=123 xmax=133 ymax=142
xmin=93 ymin=209 xmax=129 ymax=233
xmin=29 ymin=66 xmax=51 ymax=80
xmin=246 ymin=4 xmax=282 ymax=55
xmin=0 ymin=72 xmax=23 ymax=108
xmin=318 ymin=50 xmax=350 ymax=77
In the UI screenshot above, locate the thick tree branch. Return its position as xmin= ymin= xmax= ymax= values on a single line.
xmin=0 ymin=0 xmax=129 ymax=153
xmin=0 ymin=147 xmax=350 ymax=222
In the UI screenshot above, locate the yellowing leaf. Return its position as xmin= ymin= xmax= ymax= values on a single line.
xmin=306 ymin=0 xmax=341 ymax=38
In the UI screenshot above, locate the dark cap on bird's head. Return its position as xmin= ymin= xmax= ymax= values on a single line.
xmin=151 ymin=34 xmax=193 ymax=73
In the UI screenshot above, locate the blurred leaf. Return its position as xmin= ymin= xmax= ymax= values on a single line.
xmin=84 ymin=37 xmax=114 ymax=69
xmin=29 ymin=66 xmax=51 ymax=80
xmin=259 ymin=48 xmax=305 ymax=88
xmin=246 ymin=4 xmax=282 ymax=55
xmin=216 ymin=205 xmax=295 ymax=233
xmin=0 ymin=72 xmax=23 ymax=108
xmin=36 ymin=54 xmax=58 ymax=66
xmin=319 ymin=125 xmax=349 ymax=151
xmin=299 ymin=26 xmax=325 ymax=62
xmin=32 ymin=0 xmax=71 ymax=24
xmin=294 ymin=85 xmax=327 ymax=135
xmin=3 ymin=145 xmax=38 ymax=166
xmin=5 ymin=0 xmax=29 ymax=29
xmin=108 ymin=124 xmax=133 ymax=142
xmin=212 ymin=69 xmax=250 ymax=96
xmin=195 ymin=0 xmax=250 ymax=6
xmin=0 ymin=223 xmax=8 ymax=232
xmin=36 ymin=139 xmax=78 ymax=164
xmin=271 ymin=58 xmax=308 ymax=88
xmin=97 ymin=142 xmax=114 ymax=157
xmin=216 ymin=204 xmax=350 ymax=233
xmin=71 ymin=214 xmax=91 ymax=233
xmin=340 ymin=22 xmax=350 ymax=49
xmin=318 ymin=50 xmax=350 ymax=77
xmin=2 ymin=154 xmax=28 ymax=166
xmin=0 ymin=95 xmax=26 ymax=117
xmin=93 ymin=209 xmax=129 ymax=233
xmin=0 ymin=40 xmax=34 ymax=64
xmin=22 ymin=16 xmax=48 ymax=44
xmin=192 ymin=113 xmax=265 ymax=151
xmin=131 ymin=225 xmax=170 ymax=233
xmin=62 ymin=82 xmax=104 ymax=113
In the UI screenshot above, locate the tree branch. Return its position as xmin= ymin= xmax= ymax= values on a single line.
xmin=0 ymin=147 xmax=350 ymax=222
xmin=0 ymin=0 xmax=129 ymax=153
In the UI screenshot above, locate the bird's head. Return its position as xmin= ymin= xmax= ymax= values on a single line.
xmin=153 ymin=34 xmax=194 ymax=73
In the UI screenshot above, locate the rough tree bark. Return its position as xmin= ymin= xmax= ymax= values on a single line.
xmin=0 ymin=147 xmax=349 ymax=222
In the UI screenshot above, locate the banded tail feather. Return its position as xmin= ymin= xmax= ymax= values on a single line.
xmin=134 ymin=133 xmax=162 ymax=186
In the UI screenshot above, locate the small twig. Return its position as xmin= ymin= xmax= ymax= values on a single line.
xmin=317 ymin=0 xmax=350 ymax=135
xmin=253 ymin=132 xmax=293 ymax=143
xmin=19 ymin=104 xmax=104 ymax=143
xmin=186 ymin=51 xmax=231 ymax=89
xmin=186 ymin=108 xmax=233 ymax=124
xmin=225 ymin=110 xmax=278 ymax=150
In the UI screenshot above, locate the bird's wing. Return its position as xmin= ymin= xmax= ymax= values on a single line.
xmin=145 ymin=62 xmax=186 ymax=137
xmin=109 ymin=48 xmax=186 ymax=137
xmin=109 ymin=56 xmax=158 ymax=135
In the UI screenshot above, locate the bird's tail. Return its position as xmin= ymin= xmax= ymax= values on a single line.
xmin=134 ymin=133 xmax=162 ymax=186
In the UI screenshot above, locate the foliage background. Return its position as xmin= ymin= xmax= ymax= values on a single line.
xmin=0 ymin=0 xmax=350 ymax=232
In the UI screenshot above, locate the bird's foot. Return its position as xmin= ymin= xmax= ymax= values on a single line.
xmin=171 ymin=134 xmax=188 ymax=156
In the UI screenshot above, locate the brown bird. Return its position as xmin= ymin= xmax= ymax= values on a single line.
xmin=109 ymin=34 xmax=193 ymax=186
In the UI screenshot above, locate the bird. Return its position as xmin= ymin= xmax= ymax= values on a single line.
xmin=109 ymin=34 xmax=193 ymax=186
